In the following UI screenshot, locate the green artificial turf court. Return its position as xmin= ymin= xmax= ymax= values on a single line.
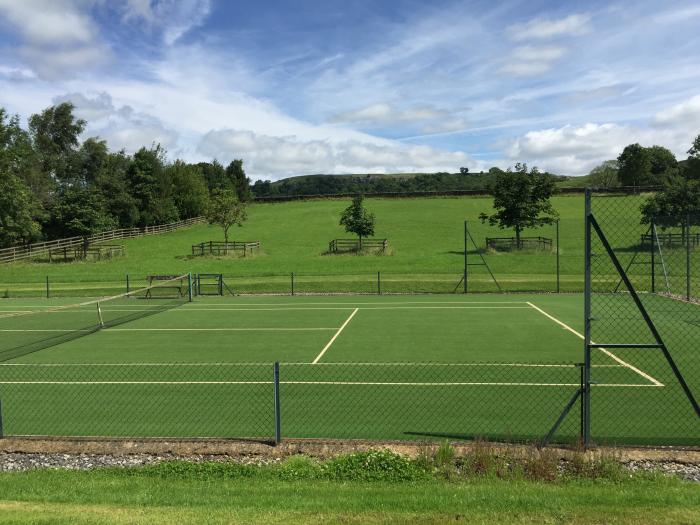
xmin=0 ymin=292 xmax=697 ymax=445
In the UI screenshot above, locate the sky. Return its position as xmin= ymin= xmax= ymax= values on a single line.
xmin=1 ymin=0 xmax=699 ymax=180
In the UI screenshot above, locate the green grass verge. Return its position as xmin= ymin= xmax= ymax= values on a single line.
xmin=0 ymin=452 xmax=697 ymax=524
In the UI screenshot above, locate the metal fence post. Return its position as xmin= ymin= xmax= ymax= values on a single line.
xmin=187 ymin=273 xmax=193 ymax=302
xmin=126 ymin=274 xmax=130 ymax=296
xmin=464 ymin=220 xmax=468 ymax=294
xmin=583 ymin=189 xmax=592 ymax=448
xmin=46 ymin=276 xmax=50 ymax=299
xmin=273 ymin=362 xmax=281 ymax=445
xmin=0 ymin=396 xmax=4 ymax=438
xmin=291 ymin=272 xmax=295 ymax=296
xmin=377 ymin=271 xmax=381 ymax=295
xmin=686 ymin=214 xmax=691 ymax=301
xmin=556 ymin=219 xmax=560 ymax=293
xmin=650 ymin=219 xmax=656 ymax=293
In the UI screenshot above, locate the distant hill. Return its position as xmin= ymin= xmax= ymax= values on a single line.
xmin=252 ymin=171 xmax=578 ymax=199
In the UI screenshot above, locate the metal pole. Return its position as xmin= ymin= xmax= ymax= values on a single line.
xmin=46 ymin=276 xmax=50 ymax=299
xmin=650 ymin=219 xmax=655 ymax=293
xmin=273 ymin=362 xmax=281 ymax=445
xmin=687 ymin=214 xmax=691 ymax=301
xmin=291 ymin=272 xmax=295 ymax=296
xmin=187 ymin=273 xmax=193 ymax=302
xmin=377 ymin=271 xmax=381 ymax=295
xmin=0 ymin=397 xmax=3 ymax=438
xmin=464 ymin=220 xmax=468 ymax=294
xmin=126 ymin=274 xmax=130 ymax=296
xmin=583 ymin=189 xmax=592 ymax=448
xmin=556 ymin=219 xmax=560 ymax=293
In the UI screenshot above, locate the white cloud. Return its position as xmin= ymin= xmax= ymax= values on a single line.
xmin=421 ymin=118 xmax=468 ymax=134
xmin=197 ymin=129 xmax=473 ymax=179
xmin=121 ymin=0 xmax=212 ymax=45
xmin=501 ymin=45 xmax=567 ymax=77
xmin=0 ymin=0 xmax=107 ymax=79
xmin=330 ymin=103 xmax=449 ymax=125
xmin=652 ymin=93 xmax=700 ymax=129
xmin=507 ymin=14 xmax=591 ymax=41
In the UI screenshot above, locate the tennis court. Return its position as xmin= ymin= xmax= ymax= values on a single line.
xmin=2 ymin=286 xmax=695 ymax=445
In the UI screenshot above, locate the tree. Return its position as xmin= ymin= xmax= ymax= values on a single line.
xmin=0 ymin=171 xmax=41 ymax=248
xmin=96 ymin=151 xmax=140 ymax=228
xmin=588 ymin=160 xmax=619 ymax=187
xmin=479 ymin=163 xmax=558 ymax=248
xmin=28 ymin=102 xmax=85 ymax=183
xmin=205 ymin=189 xmax=247 ymax=244
xmin=168 ymin=160 xmax=209 ymax=218
xmin=647 ymin=145 xmax=678 ymax=177
xmin=460 ymin=167 xmax=469 ymax=174
xmin=225 ymin=159 xmax=252 ymax=201
xmin=617 ymin=144 xmax=652 ymax=187
xmin=684 ymin=134 xmax=700 ymax=181
xmin=339 ymin=194 xmax=376 ymax=247
xmin=46 ymin=187 xmax=117 ymax=244
xmin=127 ymin=145 xmax=178 ymax=226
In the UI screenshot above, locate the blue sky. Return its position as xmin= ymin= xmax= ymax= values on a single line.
xmin=1 ymin=0 xmax=699 ymax=179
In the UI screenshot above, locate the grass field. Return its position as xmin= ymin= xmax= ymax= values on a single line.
xmin=0 ymin=292 xmax=697 ymax=445
xmin=0 ymin=194 xmax=590 ymax=296
xmin=0 ymin=465 xmax=697 ymax=524
xmin=1 ymin=457 xmax=699 ymax=525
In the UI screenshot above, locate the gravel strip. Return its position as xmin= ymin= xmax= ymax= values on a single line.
xmin=0 ymin=453 xmax=698 ymax=481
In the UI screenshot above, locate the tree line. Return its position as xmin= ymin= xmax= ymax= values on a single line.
xmin=0 ymin=103 xmax=251 ymax=249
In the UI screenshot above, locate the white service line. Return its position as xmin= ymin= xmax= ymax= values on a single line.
xmin=525 ymin=301 xmax=664 ymax=387
xmin=0 ymin=380 xmax=659 ymax=387
xmin=313 ymin=308 xmax=359 ymax=364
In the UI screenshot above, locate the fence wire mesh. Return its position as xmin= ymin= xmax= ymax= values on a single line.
xmin=587 ymin=191 xmax=700 ymax=446
xmin=0 ymin=362 xmax=582 ymax=445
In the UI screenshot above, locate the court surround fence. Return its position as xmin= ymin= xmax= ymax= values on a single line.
xmin=0 ymin=362 xmax=583 ymax=445
xmin=583 ymin=190 xmax=700 ymax=446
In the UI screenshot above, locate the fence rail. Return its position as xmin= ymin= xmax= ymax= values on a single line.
xmin=486 ymin=236 xmax=552 ymax=251
xmin=328 ymin=238 xmax=389 ymax=253
xmin=0 ymin=217 xmax=204 ymax=264
xmin=191 ymin=240 xmax=260 ymax=257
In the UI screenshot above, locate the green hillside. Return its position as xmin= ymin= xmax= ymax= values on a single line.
xmin=0 ymin=194 xmax=591 ymax=296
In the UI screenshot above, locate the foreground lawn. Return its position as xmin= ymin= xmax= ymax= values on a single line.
xmin=0 ymin=468 xmax=697 ymax=524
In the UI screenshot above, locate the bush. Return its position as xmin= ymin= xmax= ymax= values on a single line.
xmin=322 ymin=450 xmax=430 ymax=482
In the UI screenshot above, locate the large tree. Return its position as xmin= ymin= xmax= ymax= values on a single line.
xmin=225 ymin=159 xmax=252 ymax=201
xmin=205 ymin=188 xmax=247 ymax=244
xmin=0 ymin=171 xmax=41 ymax=248
xmin=479 ymin=163 xmax=558 ymax=247
xmin=168 ymin=160 xmax=209 ymax=218
xmin=588 ymin=160 xmax=619 ymax=188
xmin=617 ymin=143 xmax=652 ymax=187
xmin=28 ymin=102 xmax=85 ymax=183
xmin=339 ymin=194 xmax=376 ymax=247
xmin=46 ymin=187 xmax=117 ymax=243
xmin=127 ymin=145 xmax=179 ymax=226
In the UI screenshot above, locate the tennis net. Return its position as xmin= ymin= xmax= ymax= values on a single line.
xmin=0 ymin=274 xmax=191 ymax=362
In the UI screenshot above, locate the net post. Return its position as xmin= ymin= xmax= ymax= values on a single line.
xmin=219 ymin=274 xmax=223 ymax=296
xmin=377 ymin=271 xmax=381 ymax=295
xmin=126 ymin=274 xmax=130 ymax=297
xmin=556 ymin=219 xmax=560 ymax=293
xmin=96 ymin=301 xmax=104 ymax=327
xmin=583 ymin=188 xmax=592 ymax=449
xmin=187 ymin=273 xmax=193 ymax=302
xmin=45 ymin=276 xmax=50 ymax=299
xmin=291 ymin=272 xmax=295 ymax=296
xmin=273 ymin=362 xmax=281 ymax=445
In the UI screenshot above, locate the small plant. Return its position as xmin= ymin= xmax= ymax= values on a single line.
xmin=322 ymin=450 xmax=430 ymax=482
xmin=276 ymin=455 xmax=322 ymax=480
xmin=2 ymin=289 xmax=9 ymax=299
xmin=433 ymin=441 xmax=457 ymax=480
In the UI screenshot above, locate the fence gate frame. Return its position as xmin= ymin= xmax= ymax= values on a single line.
xmin=583 ymin=189 xmax=700 ymax=447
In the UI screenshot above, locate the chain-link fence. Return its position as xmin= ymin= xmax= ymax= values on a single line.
xmin=0 ymin=362 xmax=582 ymax=445
xmin=585 ymin=190 xmax=700 ymax=446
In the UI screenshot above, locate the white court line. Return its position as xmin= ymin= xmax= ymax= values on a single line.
xmin=313 ymin=308 xmax=359 ymax=364
xmin=0 ymin=306 xmax=533 ymax=313
xmin=525 ymin=301 xmax=664 ymax=387
xmin=0 ymin=380 xmax=658 ymax=387
xmin=0 ymin=362 xmax=623 ymax=367
xmin=0 ymin=328 xmax=337 ymax=332
xmin=0 ymin=301 xmax=529 ymax=309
